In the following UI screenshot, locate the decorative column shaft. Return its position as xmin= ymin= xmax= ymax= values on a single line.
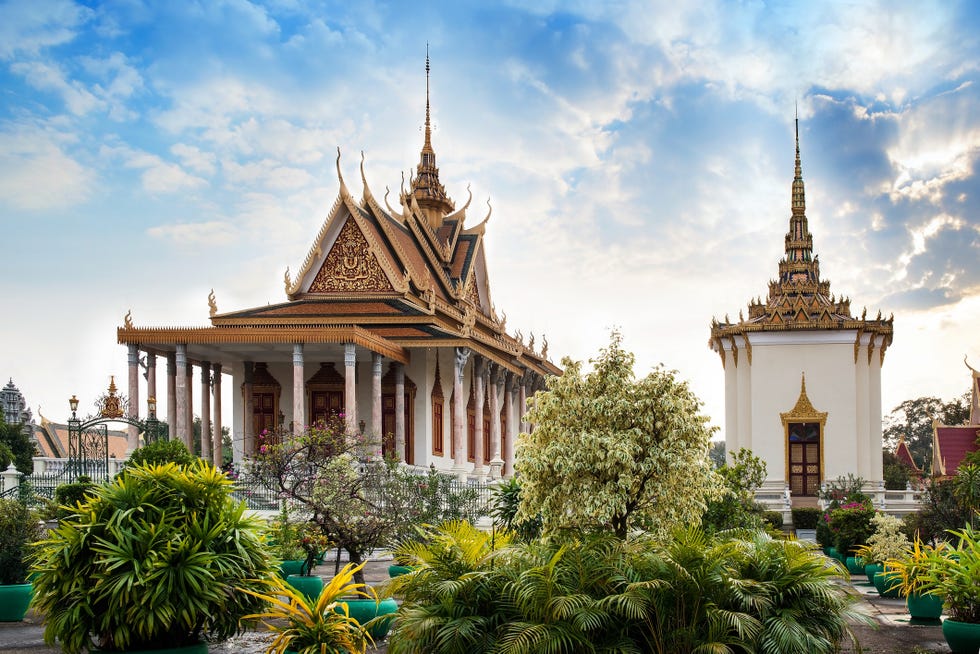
xmin=518 ymin=374 xmax=527 ymax=434
xmin=372 ymin=353 xmax=383 ymax=458
xmin=200 ymin=362 xmax=211 ymax=462
xmin=186 ymin=363 xmax=194 ymax=451
xmin=127 ymin=344 xmax=140 ymax=453
xmin=175 ymin=345 xmax=188 ymax=447
xmin=166 ymin=353 xmax=176 ymax=440
xmin=488 ymin=364 xmax=503 ymax=478
xmin=394 ymin=363 xmax=405 ymax=462
xmin=506 ymin=375 xmax=518 ymax=477
xmin=212 ymin=363 xmax=222 ymax=467
xmin=452 ymin=347 xmax=470 ymax=475
xmin=243 ymin=361 xmax=255 ymax=456
xmin=344 ymin=343 xmax=357 ymax=434
xmin=293 ymin=344 xmax=305 ymax=438
xmin=473 ymin=357 xmax=485 ymax=472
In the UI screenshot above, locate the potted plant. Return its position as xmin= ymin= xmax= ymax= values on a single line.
xmin=31 ymin=461 xmax=277 ymax=654
xmin=827 ymin=501 xmax=876 ymax=572
xmin=855 ymin=512 xmax=910 ymax=589
xmin=0 ymin=498 xmax=44 ymax=621
xmin=918 ymin=522 xmax=980 ymax=653
xmin=267 ymin=506 xmax=307 ymax=577
xmin=241 ymin=561 xmax=376 ymax=654
xmin=284 ymin=522 xmax=332 ymax=601
xmin=886 ymin=538 xmax=952 ymax=621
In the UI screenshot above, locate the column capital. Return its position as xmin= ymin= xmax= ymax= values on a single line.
xmin=344 ymin=342 xmax=356 ymax=367
xmin=504 ymin=371 xmax=515 ymax=392
xmin=372 ymin=352 xmax=383 ymax=374
xmin=200 ymin=361 xmax=211 ymax=384
xmin=293 ymin=343 xmax=304 ymax=364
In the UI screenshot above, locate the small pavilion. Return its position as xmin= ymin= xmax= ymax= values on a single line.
xmin=931 ymin=358 xmax=980 ymax=478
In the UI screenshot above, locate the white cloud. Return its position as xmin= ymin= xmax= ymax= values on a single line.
xmin=10 ymin=60 xmax=103 ymax=115
xmin=0 ymin=0 xmax=92 ymax=59
xmin=148 ymin=221 xmax=238 ymax=246
xmin=101 ymin=144 xmax=209 ymax=193
xmin=0 ymin=121 xmax=94 ymax=210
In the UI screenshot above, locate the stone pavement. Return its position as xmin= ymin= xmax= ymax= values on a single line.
xmin=0 ymin=557 xmax=956 ymax=654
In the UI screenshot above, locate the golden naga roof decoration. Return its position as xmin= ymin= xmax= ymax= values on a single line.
xmin=710 ymin=118 xmax=893 ymax=351
xmin=208 ymin=289 xmax=217 ymax=317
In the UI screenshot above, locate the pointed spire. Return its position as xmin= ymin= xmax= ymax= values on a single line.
xmin=778 ymin=113 xmax=817 ymax=286
xmin=410 ymin=46 xmax=454 ymax=226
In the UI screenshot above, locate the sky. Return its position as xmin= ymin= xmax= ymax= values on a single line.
xmin=1 ymin=0 xmax=978 ymax=438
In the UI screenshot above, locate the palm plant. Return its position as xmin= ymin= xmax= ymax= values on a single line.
xmin=241 ymin=561 xmax=375 ymax=654
xmin=31 ymin=461 xmax=276 ymax=653
xmin=729 ymin=531 xmax=864 ymax=654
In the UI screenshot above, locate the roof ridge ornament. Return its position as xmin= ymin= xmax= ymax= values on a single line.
xmin=208 ymin=289 xmax=217 ymax=317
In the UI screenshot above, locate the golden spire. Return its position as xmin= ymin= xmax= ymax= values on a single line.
xmin=410 ymin=45 xmax=454 ymax=225
xmin=778 ymin=113 xmax=818 ymax=286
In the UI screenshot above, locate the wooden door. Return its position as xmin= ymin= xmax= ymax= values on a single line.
xmin=788 ymin=422 xmax=821 ymax=496
xmin=310 ymin=390 xmax=343 ymax=427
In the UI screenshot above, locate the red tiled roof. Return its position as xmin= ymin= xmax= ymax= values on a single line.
xmin=934 ymin=426 xmax=980 ymax=476
xmin=894 ymin=439 xmax=920 ymax=471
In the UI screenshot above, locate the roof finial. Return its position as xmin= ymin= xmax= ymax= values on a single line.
xmin=425 ymin=43 xmax=431 ymax=148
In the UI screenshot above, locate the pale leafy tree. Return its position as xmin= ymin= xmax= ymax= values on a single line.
xmin=515 ymin=331 xmax=719 ymax=539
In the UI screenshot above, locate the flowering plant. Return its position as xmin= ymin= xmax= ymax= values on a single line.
xmin=298 ymin=522 xmax=331 ymax=576
xmin=859 ymin=512 xmax=910 ymax=564
xmin=827 ymin=501 xmax=876 ymax=557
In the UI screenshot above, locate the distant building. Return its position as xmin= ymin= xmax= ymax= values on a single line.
xmin=709 ymin=120 xmax=894 ymax=507
xmin=0 ymin=378 xmax=32 ymax=427
xmin=931 ymin=359 xmax=980 ymax=477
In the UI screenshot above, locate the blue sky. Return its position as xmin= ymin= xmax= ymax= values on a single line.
xmin=2 ymin=0 xmax=978 ymax=434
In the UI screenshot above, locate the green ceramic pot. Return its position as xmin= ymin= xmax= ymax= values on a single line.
xmin=942 ymin=618 xmax=980 ymax=653
xmin=279 ymin=559 xmax=306 ymax=578
xmin=337 ymin=597 xmax=398 ymax=640
xmin=873 ymin=570 xmax=902 ymax=599
xmin=94 ymin=643 xmax=207 ymax=654
xmin=906 ymin=593 xmax=943 ymax=621
xmin=0 ymin=583 xmax=32 ymax=622
xmin=845 ymin=556 xmax=865 ymax=576
xmin=387 ymin=564 xmax=414 ymax=578
xmin=864 ymin=562 xmax=883 ymax=585
xmin=286 ymin=574 xmax=324 ymax=601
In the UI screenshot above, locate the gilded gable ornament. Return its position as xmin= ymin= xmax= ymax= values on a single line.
xmin=208 ymin=289 xmax=217 ymax=317
xmin=309 ymin=220 xmax=394 ymax=293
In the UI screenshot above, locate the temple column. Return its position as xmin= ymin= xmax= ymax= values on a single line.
xmin=175 ymin=345 xmax=187 ymax=447
xmin=344 ymin=343 xmax=357 ymax=434
xmin=243 ymin=361 xmax=255 ymax=456
xmin=394 ymin=363 xmax=406 ymax=462
xmin=212 ymin=363 xmax=222 ymax=467
xmin=200 ymin=362 xmax=212 ymax=463
xmin=488 ymin=364 xmax=503 ymax=479
xmin=186 ymin=363 xmax=194 ymax=452
xmin=518 ymin=374 xmax=527 ymax=434
xmin=372 ymin=353 xmax=383 ymax=458
xmin=166 ymin=353 xmax=176 ymax=440
xmin=127 ymin=344 xmax=140 ymax=453
xmin=146 ymin=353 xmax=157 ymax=416
xmin=452 ymin=347 xmax=470 ymax=477
xmin=473 ymin=356 xmax=486 ymax=476
xmin=506 ymin=374 xmax=518 ymax=477
xmin=292 ymin=344 xmax=305 ymax=438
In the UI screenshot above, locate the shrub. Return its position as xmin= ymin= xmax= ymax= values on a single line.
xmin=828 ymin=501 xmax=877 ymax=557
xmin=124 ymin=438 xmax=196 ymax=468
xmin=860 ymin=512 xmax=910 ymax=564
xmin=0 ymin=498 xmax=43 ymax=584
xmin=792 ymin=507 xmax=822 ymax=529
xmin=32 ymin=461 xmax=276 ymax=653
xmin=51 ymin=477 xmax=97 ymax=521
xmin=762 ymin=510 xmax=784 ymax=530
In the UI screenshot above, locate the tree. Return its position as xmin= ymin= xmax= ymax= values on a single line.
xmin=0 ymin=408 xmax=36 ymax=474
xmin=882 ymin=393 xmax=970 ymax=470
xmin=515 ymin=331 xmax=719 ymax=539
xmin=703 ymin=448 xmax=767 ymax=533
xmin=709 ymin=440 xmax=726 ymax=468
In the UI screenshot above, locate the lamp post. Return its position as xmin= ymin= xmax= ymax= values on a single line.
xmin=67 ymin=394 xmax=81 ymax=481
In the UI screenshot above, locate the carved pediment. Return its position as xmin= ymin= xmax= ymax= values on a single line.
xmin=308 ymin=219 xmax=394 ymax=293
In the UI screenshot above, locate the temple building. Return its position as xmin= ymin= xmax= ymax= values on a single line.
xmin=117 ymin=58 xmax=559 ymax=478
xmin=709 ymin=120 xmax=894 ymax=507
xmin=1 ymin=378 xmax=33 ymax=427
xmin=931 ymin=358 xmax=980 ymax=478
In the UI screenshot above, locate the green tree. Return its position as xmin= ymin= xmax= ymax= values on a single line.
xmin=708 ymin=440 xmax=726 ymax=468
xmin=0 ymin=407 xmax=36 ymax=474
xmin=703 ymin=447 xmax=767 ymax=533
xmin=515 ymin=331 xmax=719 ymax=539
xmin=882 ymin=393 xmax=970 ymax=470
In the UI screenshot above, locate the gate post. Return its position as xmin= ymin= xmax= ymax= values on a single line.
xmin=2 ymin=463 xmax=21 ymax=494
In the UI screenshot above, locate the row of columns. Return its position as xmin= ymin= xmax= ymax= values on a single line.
xmin=452 ymin=347 xmax=542 ymax=479
xmin=126 ymin=344 xmax=224 ymax=467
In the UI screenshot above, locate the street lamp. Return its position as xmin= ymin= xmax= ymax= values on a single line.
xmin=69 ymin=394 xmax=79 ymax=419
xmin=145 ymin=396 xmax=162 ymax=443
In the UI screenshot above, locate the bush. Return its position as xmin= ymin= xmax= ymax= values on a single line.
xmin=0 ymin=498 xmax=43 ymax=584
xmin=387 ymin=524 xmax=861 ymax=654
xmin=124 ymin=438 xmax=196 ymax=468
xmin=828 ymin=502 xmax=876 ymax=557
xmin=762 ymin=511 xmax=784 ymax=530
xmin=51 ymin=477 xmax=97 ymax=521
xmin=32 ymin=461 xmax=276 ymax=653
xmin=792 ymin=507 xmax=822 ymax=529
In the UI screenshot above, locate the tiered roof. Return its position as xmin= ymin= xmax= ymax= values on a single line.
xmin=710 ymin=119 xmax=894 ymax=362
xmin=932 ymin=358 xmax=980 ymax=477
xmin=119 ymin=57 xmax=558 ymax=378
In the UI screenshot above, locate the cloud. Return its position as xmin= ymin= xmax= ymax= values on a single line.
xmin=0 ymin=0 xmax=92 ymax=60
xmin=101 ymin=144 xmax=209 ymax=194
xmin=0 ymin=120 xmax=94 ymax=210
xmin=10 ymin=60 xmax=103 ymax=115
xmin=148 ymin=221 xmax=239 ymax=246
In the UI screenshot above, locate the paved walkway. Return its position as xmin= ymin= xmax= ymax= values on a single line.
xmin=0 ymin=558 xmax=954 ymax=654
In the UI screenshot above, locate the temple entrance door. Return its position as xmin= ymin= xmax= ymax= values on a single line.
xmin=253 ymin=392 xmax=277 ymax=437
xmin=380 ymin=393 xmax=412 ymax=462
xmin=310 ymin=390 xmax=344 ymax=427
xmin=788 ymin=422 xmax=821 ymax=496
